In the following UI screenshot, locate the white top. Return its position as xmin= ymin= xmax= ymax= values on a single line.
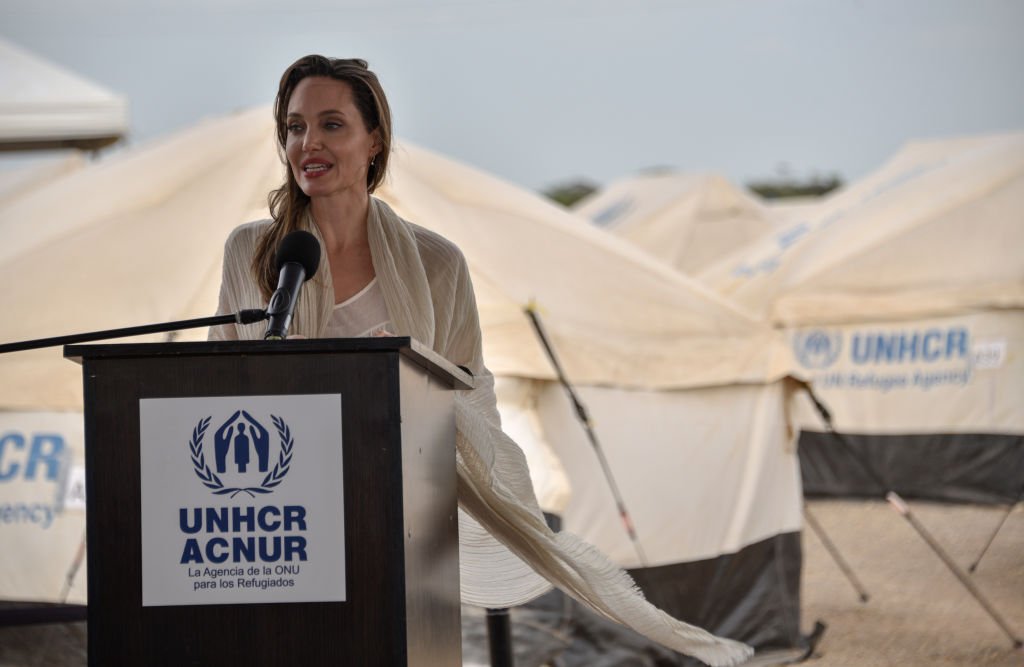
xmin=322 ymin=277 xmax=392 ymax=338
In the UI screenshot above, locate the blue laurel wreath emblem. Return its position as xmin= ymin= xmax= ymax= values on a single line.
xmin=189 ymin=414 xmax=293 ymax=498
xmin=262 ymin=416 xmax=294 ymax=490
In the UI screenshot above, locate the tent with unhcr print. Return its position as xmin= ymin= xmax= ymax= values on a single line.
xmin=0 ymin=105 xmax=809 ymax=659
xmin=697 ymin=132 xmax=1024 ymax=504
xmin=0 ymin=37 xmax=121 ymax=628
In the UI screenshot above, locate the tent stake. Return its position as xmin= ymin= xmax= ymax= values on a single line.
xmin=524 ymin=304 xmax=649 ymax=567
xmin=968 ymin=482 xmax=1024 ymax=574
xmin=59 ymin=528 xmax=87 ymax=603
xmin=798 ymin=380 xmax=1022 ymax=649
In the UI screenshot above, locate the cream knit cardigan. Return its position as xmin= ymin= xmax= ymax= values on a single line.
xmin=209 ymin=197 xmax=752 ymax=667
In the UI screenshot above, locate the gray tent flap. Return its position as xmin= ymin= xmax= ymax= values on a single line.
xmin=629 ymin=532 xmax=803 ymax=659
xmin=799 ymin=431 xmax=1024 ymax=504
xmin=461 ymin=532 xmax=804 ymax=666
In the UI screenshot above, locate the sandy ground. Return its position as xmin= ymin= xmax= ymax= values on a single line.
xmin=800 ymin=498 xmax=1023 ymax=667
xmin=1 ymin=498 xmax=1021 ymax=666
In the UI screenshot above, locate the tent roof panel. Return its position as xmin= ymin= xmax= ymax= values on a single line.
xmin=699 ymin=133 xmax=1024 ymax=324
xmin=0 ymin=38 xmax=128 ymax=147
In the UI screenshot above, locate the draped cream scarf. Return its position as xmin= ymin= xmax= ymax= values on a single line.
xmin=211 ymin=198 xmax=753 ymax=667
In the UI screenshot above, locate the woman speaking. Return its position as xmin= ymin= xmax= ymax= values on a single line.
xmin=210 ymin=54 xmax=751 ymax=667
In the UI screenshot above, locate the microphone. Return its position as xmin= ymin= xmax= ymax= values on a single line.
xmin=264 ymin=230 xmax=321 ymax=340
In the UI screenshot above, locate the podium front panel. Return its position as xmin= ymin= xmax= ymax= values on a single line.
xmin=74 ymin=341 xmax=462 ymax=666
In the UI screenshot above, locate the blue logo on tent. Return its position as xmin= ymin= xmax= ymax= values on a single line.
xmin=794 ymin=330 xmax=842 ymax=369
xmin=591 ymin=197 xmax=633 ymax=226
xmin=189 ymin=410 xmax=293 ymax=498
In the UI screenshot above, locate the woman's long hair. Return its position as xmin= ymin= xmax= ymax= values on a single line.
xmin=252 ymin=55 xmax=393 ymax=299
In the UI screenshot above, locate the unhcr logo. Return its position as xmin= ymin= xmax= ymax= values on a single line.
xmin=189 ymin=410 xmax=293 ymax=499
xmin=794 ymin=330 xmax=842 ymax=369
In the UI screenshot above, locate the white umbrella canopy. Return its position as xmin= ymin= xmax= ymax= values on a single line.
xmin=0 ymin=38 xmax=127 ymax=150
xmin=698 ymin=132 xmax=1024 ymax=326
xmin=572 ymin=171 xmax=775 ymax=274
xmin=0 ymin=107 xmax=790 ymax=411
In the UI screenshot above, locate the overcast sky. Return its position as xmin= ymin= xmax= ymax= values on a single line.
xmin=2 ymin=0 xmax=1022 ymax=192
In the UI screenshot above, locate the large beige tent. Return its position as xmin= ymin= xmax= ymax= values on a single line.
xmin=698 ymin=133 xmax=1024 ymax=502
xmin=0 ymin=153 xmax=86 ymax=207
xmin=699 ymin=133 xmax=1024 ymax=325
xmin=377 ymin=149 xmax=803 ymax=645
xmin=0 ymin=109 xmax=282 ymax=605
xmin=0 ymin=111 xmax=788 ymax=411
xmin=573 ymin=171 xmax=776 ymax=274
xmin=0 ymin=39 xmax=127 ymax=151
xmin=0 ymin=107 xmax=803 ymax=651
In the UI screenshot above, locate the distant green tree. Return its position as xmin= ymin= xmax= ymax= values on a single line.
xmin=747 ymin=173 xmax=843 ymax=199
xmin=542 ymin=179 xmax=598 ymax=207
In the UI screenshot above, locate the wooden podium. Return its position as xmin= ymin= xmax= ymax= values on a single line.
xmin=66 ymin=338 xmax=471 ymax=666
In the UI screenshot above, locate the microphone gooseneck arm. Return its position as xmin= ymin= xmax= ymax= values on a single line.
xmin=0 ymin=309 xmax=268 ymax=355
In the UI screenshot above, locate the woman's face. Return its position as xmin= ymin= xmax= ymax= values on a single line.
xmin=284 ymin=76 xmax=379 ymax=200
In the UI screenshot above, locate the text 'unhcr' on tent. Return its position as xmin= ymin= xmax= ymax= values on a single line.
xmin=697 ymin=133 xmax=1024 ymax=504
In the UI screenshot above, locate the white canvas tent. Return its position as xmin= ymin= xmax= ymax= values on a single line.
xmin=572 ymin=171 xmax=776 ymax=274
xmin=0 ymin=107 xmax=804 ymax=652
xmin=698 ymin=133 xmax=1024 ymax=503
xmin=0 ymin=153 xmax=86 ymax=207
xmin=376 ymin=148 xmax=804 ymax=646
xmin=762 ymin=196 xmax=823 ymax=226
xmin=0 ymin=39 xmax=127 ymax=151
xmin=700 ymin=133 xmax=1024 ymax=325
xmin=0 ymin=109 xmax=282 ymax=605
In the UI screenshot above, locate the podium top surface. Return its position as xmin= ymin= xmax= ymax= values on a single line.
xmin=64 ymin=336 xmax=474 ymax=390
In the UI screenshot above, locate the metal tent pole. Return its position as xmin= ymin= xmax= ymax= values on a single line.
xmin=803 ymin=503 xmax=870 ymax=603
xmin=797 ymin=380 xmax=1022 ymax=648
xmin=524 ymin=304 xmax=649 ymax=567
xmin=968 ymin=482 xmax=1024 ymax=574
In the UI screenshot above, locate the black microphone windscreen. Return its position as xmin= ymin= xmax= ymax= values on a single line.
xmin=275 ymin=230 xmax=321 ymax=280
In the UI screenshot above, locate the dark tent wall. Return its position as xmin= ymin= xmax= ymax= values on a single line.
xmin=461 ymin=532 xmax=805 ymax=666
xmin=799 ymin=431 xmax=1024 ymax=505
xmin=630 ymin=532 xmax=804 ymax=658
